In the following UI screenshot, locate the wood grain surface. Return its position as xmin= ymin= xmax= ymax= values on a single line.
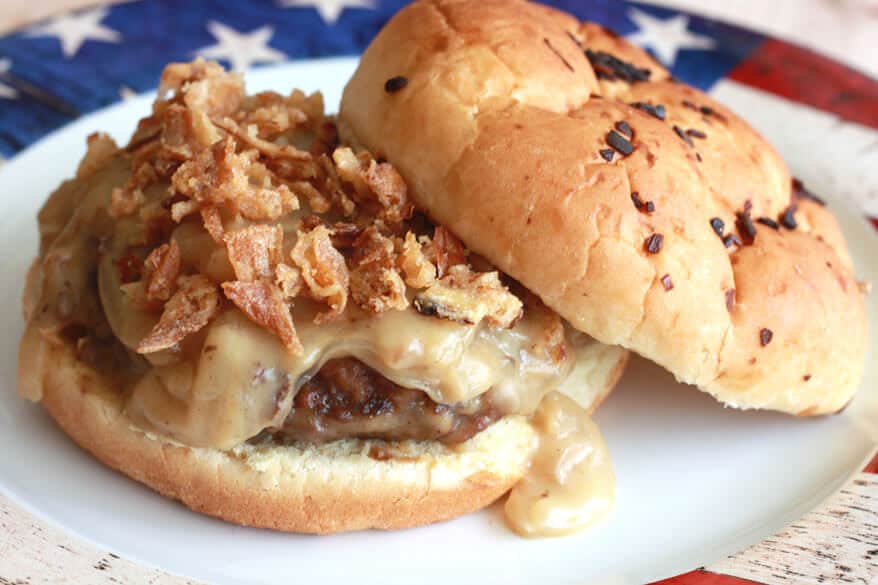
xmin=710 ymin=473 xmax=878 ymax=585
xmin=1 ymin=470 xmax=875 ymax=584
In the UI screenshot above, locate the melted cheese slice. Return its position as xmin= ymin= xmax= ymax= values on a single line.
xmin=121 ymin=299 xmax=578 ymax=449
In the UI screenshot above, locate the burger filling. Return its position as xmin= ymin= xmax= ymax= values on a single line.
xmin=22 ymin=59 xmax=606 ymax=450
xmin=280 ymin=357 xmax=504 ymax=444
xmin=20 ymin=59 xmax=619 ymax=536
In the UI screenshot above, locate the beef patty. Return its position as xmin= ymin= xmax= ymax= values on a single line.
xmin=275 ymin=358 xmax=505 ymax=445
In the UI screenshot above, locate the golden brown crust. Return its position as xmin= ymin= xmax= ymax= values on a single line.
xmin=339 ymin=0 xmax=868 ymax=415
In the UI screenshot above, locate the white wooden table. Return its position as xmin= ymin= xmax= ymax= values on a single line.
xmin=1 ymin=1 xmax=876 ymax=583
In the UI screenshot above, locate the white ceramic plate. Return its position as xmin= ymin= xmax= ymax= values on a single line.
xmin=0 ymin=58 xmax=875 ymax=585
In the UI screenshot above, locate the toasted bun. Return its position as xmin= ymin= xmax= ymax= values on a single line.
xmin=22 ymin=330 xmax=624 ymax=533
xmin=339 ymin=0 xmax=867 ymax=415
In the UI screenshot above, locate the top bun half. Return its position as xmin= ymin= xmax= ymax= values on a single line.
xmin=339 ymin=0 xmax=868 ymax=415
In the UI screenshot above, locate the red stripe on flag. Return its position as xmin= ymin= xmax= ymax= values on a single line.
xmin=650 ymin=569 xmax=763 ymax=585
xmin=727 ymin=39 xmax=878 ymax=130
xmin=865 ymin=452 xmax=878 ymax=474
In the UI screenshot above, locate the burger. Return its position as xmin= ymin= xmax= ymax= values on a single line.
xmin=17 ymin=0 xmax=867 ymax=538
xmin=17 ymin=56 xmax=627 ymax=537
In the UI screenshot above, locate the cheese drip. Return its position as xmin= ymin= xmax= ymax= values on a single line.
xmin=504 ymin=392 xmax=615 ymax=537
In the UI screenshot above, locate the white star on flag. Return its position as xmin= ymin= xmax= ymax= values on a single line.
xmin=625 ymin=8 xmax=715 ymax=66
xmin=0 ymin=59 xmax=17 ymax=99
xmin=278 ymin=0 xmax=375 ymax=25
xmin=196 ymin=21 xmax=286 ymax=72
xmin=27 ymin=7 xmax=121 ymax=58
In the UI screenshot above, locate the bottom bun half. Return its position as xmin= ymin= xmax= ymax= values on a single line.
xmin=32 ymin=340 xmax=625 ymax=534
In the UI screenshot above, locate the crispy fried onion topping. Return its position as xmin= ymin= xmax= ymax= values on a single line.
xmin=430 ymin=226 xmax=467 ymax=278
xmin=399 ymin=232 xmax=437 ymax=289
xmin=214 ymin=117 xmax=311 ymax=163
xmin=200 ymin=206 xmax=224 ymax=242
xmin=122 ymin=60 xmax=326 ymax=234
xmin=109 ymin=149 xmax=158 ymax=218
xmin=137 ymin=274 xmax=221 ymax=353
xmin=239 ymin=91 xmax=308 ymax=138
xmin=275 ymin=263 xmax=303 ymax=300
xmin=115 ymin=60 xmax=529 ymax=359
xmin=170 ymin=138 xmax=299 ymax=222
xmin=332 ymin=147 xmax=413 ymax=225
xmin=362 ymin=158 xmax=411 ymax=225
xmin=131 ymin=59 xmax=245 ymax=180
xmin=158 ymin=59 xmax=244 ymax=119
xmin=161 ymin=103 xmax=219 ymax=161
xmin=222 ymin=280 xmax=303 ymax=354
xmin=291 ymin=225 xmax=349 ymax=323
xmin=109 ymin=186 xmax=145 ymax=218
xmin=316 ymin=154 xmax=356 ymax=216
xmin=224 ymin=224 xmax=283 ymax=282
xmin=220 ymin=224 xmax=303 ymax=353
xmin=349 ymin=227 xmax=408 ymax=313
xmin=142 ymin=238 xmax=181 ymax=302
xmin=413 ymin=265 xmax=523 ymax=328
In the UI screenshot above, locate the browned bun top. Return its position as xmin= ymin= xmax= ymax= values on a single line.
xmin=339 ymin=0 xmax=868 ymax=415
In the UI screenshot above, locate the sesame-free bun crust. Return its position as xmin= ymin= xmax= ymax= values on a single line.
xmin=25 ymin=334 xmax=624 ymax=533
xmin=339 ymin=0 xmax=867 ymax=415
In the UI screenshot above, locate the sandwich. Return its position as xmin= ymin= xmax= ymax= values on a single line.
xmin=17 ymin=0 xmax=867 ymax=538
xmin=17 ymin=57 xmax=627 ymax=536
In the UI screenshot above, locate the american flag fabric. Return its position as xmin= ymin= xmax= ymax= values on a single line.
xmin=0 ymin=1 xmax=875 ymax=583
xmin=0 ymin=0 xmax=876 ymax=159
